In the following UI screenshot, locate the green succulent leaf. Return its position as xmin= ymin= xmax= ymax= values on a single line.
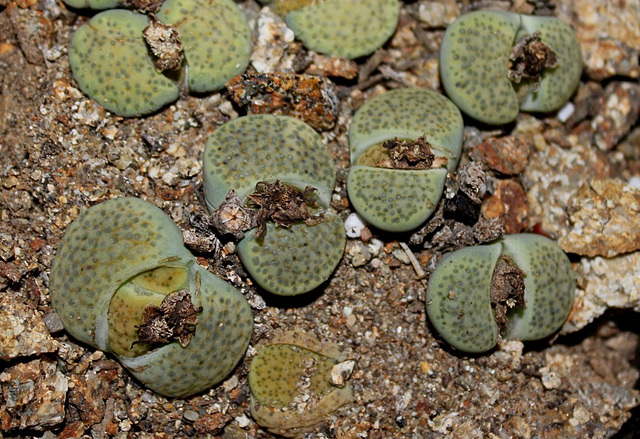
xmin=347 ymin=166 xmax=448 ymax=233
xmin=440 ymin=11 xmax=582 ymax=125
xmin=284 ymin=0 xmax=399 ymax=59
xmin=203 ymin=115 xmax=337 ymax=210
xmin=349 ymin=88 xmax=464 ymax=170
xmin=50 ymin=198 xmax=253 ymax=397
xmin=62 ymin=0 xmax=120 ymax=10
xmin=425 ymin=234 xmax=575 ymax=353
xmin=68 ymin=10 xmax=179 ymax=117
xmin=156 ymin=0 xmax=252 ymax=93
xmin=237 ymin=214 xmax=346 ymax=296
xmin=500 ymin=234 xmax=576 ymax=341
xmin=425 ymin=242 xmax=502 ymax=353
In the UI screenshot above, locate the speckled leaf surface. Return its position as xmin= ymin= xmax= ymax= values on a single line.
xmin=203 ymin=115 xmax=336 ymax=210
xmin=426 ymin=243 xmax=502 ymax=353
xmin=68 ymin=10 xmax=179 ymax=117
xmin=50 ymin=197 xmax=193 ymax=350
xmin=62 ymin=0 xmax=120 ymax=10
xmin=501 ymin=234 xmax=575 ymax=341
xmin=440 ymin=11 xmax=521 ymax=125
xmin=349 ymin=88 xmax=464 ymax=171
xmin=284 ymin=0 xmax=399 ymax=59
xmin=157 ymin=0 xmax=252 ymax=93
xmin=518 ymin=16 xmax=583 ymax=112
xmin=347 ymin=166 xmax=448 ymax=233
xmin=120 ymin=265 xmax=254 ymax=398
xmin=237 ymin=215 xmax=345 ymax=296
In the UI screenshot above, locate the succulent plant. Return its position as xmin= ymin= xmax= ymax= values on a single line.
xmin=63 ymin=0 xmax=120 ymax=9
xmin=347 ymin=88 xmax=464 ymax=232
xmin=248 ymin=330 xmax=353 ymax=436
xmin=425 ymin=233 xmax=575 ymax=353
xmin=69 ymin=10 xmax=180 ymax=117
xmin=68 ymin=0 xmax=251 ymax=116
xmin=262 ymin=0 xmax=399 ymax=59
xmin=203 ymin=115 xmax=346 ymax=296
xmin=49 ymin=197 xmax=253 ymax=397
xmin=440 ymin=11 xmax=583 ymax=125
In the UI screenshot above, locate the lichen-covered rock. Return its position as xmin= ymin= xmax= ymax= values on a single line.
xmin=440 ymin=11 xmax=583 ymax=125
xmin=68 ymin=10 xmax=179 ymax=117
xmin=347 ymin=88 xmax=464 ymax=232
xmin=49 ymin=197 xmax=253 ymax=397
xmin=248 ymin=330 xmax=353 ymax=437
xmin=426 ymin=233 xmax=575 ymax=353
xmin=270 ymin=0 xmax=399 ymax=59
xmin=203 ymin=115 xmax=345 ymax=296
xmin=559 ymin=178 xmax=640 ymax=258
xmin=156 ymin=0 xmax=252 ymax=93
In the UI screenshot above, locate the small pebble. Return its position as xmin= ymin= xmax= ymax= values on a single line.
xmin=344 ymin=212 xmax=367 ymax=238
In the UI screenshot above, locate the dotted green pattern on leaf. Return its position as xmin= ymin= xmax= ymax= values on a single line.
xmin=425 ymin=234 xmax=575 ymax=353
xmin=248 ymin=338 xmax=352 ymax=433
xmin=501 ymin=234 xmax=575 ymax=341
xmin=157 ymin=0 xmax=252 ymax=93
xmin=68 ymin=10 xmax=179 ymax=117
xmin=237 ymin=214 xmax=346 ymax=296
xmin=347 ymin=88 xmax=463 ymax=233
xmin=349 ymin=88 xmax=464 ymax=170
xmin=203 ymin=115 xmax=337 ymax=209
xmin=120 ymin=265 xmax=254 ymax=398
xmin=62 ymin=0 xmax=120 ymax=10
xmin=439 ymin=10 xmax=521 ymax=125
xmin=50 ymin=197 xmax=253 ymax=397
xmin=284 ymin=0 xmax=399 ymax=59
xmin=50 ymin=197 xmax=193 ymax=350
xmin=426 ymin=243 xmax=502 ymax=353
xmin=517 ymin=16 xmax=583 ymax=113
xmin=347 ymin=166 xmax=447 ymax=232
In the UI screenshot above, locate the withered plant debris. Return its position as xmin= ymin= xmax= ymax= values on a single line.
xmin=122 ymin=0 xmax=163 ymax=12
xmin=508 ymin=31 xmax=558 ymax=89
xmin=210 ymin=190 xmax=258 ymax=240
xmin=490 ymin=256 xmax=526 ymax=334
xmin=375 ymin=137 xmax=448 ymax=170
xmin=142 ymin=14 xmax=183 ymax=72
xmin=136 ymin=290 xmax=201 ymax=348
xmin=409 ymin=203 xmax=504 ymax=252
xmin=247 ymin=180 xmax=324 ymax=239
xmin=226 ymin=73 xmax=339 ymax=131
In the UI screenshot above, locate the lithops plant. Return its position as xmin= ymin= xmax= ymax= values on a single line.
xmin=68 ymin=0 xmax=251 ymax=116
xmin=347 ymin=88 xmax=464 ymax=232
xmin=425 ymin=233 xmax=575 ymax=353
xmin=62 ymin=0 xmax=119 ymax=9
xmin=262 ymin=0 xmax=399 ymax=59
xmin=203 ymin=115 xmax=346 ymax=296
xmin=248 ymin=330 xmax=354 ymax=437
xmin=68 ymin=10 xmax=180 ymax=117
xmin=49 ymin=197 xmax=253 ymax=397
xmin=440 ymin=11 xmax=583 ymax=125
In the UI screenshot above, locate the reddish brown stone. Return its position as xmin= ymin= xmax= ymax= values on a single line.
xmin=470 ymin=136 xmax=531 ymax=175
xmin=226 ymin=73 xmax=338 ymax=131
xmin=482 ymin=180 xmax=529 ymax=234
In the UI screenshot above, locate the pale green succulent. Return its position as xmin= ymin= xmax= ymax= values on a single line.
xmin=425 ymin=233 xmax=575 ymax=353
xmin=68 ymin=10 xmax=180 ymax=117
xmin=263 ymin=0 xmax=399 ymax=59
xmin=248 ymin=331 xmax=353 ymax=436
xmin=440 ymin=11 xmax=583 ymax=125
xmin=49 ymin=197 xmax=253 ymax=397
xmin=347 ymin=88 xmax=464 ymax=232
xmin=68 ymin=0 xmax=251 ymax=116
xmin=63 ymin=0 xmax=119 ymax=9
xmin=203 ymin=115 xmax=346 ymax=296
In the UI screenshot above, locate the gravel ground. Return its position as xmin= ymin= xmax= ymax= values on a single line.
xmin=1 ymin=0 xmax=640 ymax=438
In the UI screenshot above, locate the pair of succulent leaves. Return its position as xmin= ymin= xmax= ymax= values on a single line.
xmin=67 ymin=0 xmax=400 ymax=117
